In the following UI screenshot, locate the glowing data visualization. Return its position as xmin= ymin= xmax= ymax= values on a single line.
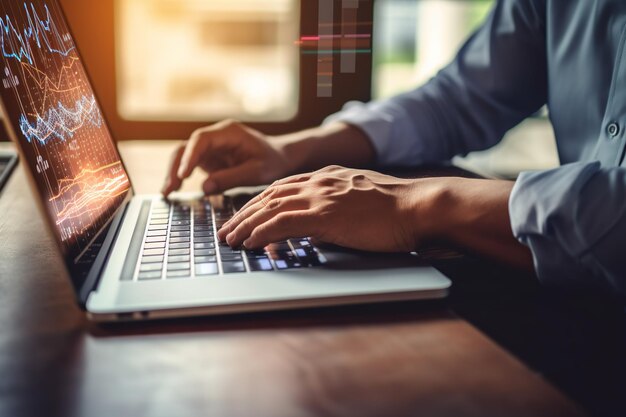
xmin=0 ymin=1 xmax=130 ymax=257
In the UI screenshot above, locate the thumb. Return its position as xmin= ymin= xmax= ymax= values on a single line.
xmin=203 ymin=162 xmax=260 ymax=194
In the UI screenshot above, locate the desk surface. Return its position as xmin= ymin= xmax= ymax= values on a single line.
xmin=0 ymin=141 xmax=586 ymax=417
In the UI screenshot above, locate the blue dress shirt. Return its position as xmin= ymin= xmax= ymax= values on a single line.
xmin=325 ymin=0 xmax=626 ymax=297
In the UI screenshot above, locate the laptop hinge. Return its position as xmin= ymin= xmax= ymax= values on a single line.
xmin=76 ymin=199 xmax=132 ymax=307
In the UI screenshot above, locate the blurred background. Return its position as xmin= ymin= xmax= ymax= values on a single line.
xmin=2 ymin=0 xmax=559 ymax=178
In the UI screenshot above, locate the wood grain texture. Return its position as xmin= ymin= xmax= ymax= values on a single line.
xmin=0 ymin=142 xmax=585 ymax=417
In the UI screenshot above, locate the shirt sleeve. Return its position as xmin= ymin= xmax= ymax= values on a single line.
xmin=324 ymin=0 xmax=548 ymax=167
xmin=510 ymin=162 xmax=626 ymax=298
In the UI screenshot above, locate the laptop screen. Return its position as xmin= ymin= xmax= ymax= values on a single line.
xmin=0 ymin=1 xmax=131 ymax=260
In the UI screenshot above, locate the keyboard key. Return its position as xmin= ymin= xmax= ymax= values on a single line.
xmin=138 ymin=271 xmax=162 ymax=280
xmin=167 ymin=270 xmax=191 ymax=278
xmin=289 ymin=238 xmax=312 ymax=248
xmin=248 ymin=258 xmax=273 ymax=271
xmin=142 ymin=255 xmax=164 ymax=264
xmin=143 ymin=248 xmax=165 ymax=256
xmin=140 ymin=263 xmax=163 ymax=272
xmin=194 ymin=225 xmax=211 ymax=230
xmin=194 ymin=242 xmax=215 ymax=249
xmin=268 ymin=250 xmax=298 ymax=261
xmin=219 ymin=242 xmax=237 ymax=250
xmin=170 ymin=231 xmax=191 ymax=237
xmin=194 ymin=231 xmax=213 ymax=237
xmin=172 ymin=220 xmax=190 ymax=226
xmin=168 ymin=255 xmax=190 ymax=263
xmin=274 ymin=260 xmax=288 ymax=269
xmin=167 ymin=262 xmax=190 ymax=271
xmin=195 ymin=263 xmax=218 ymax=276
xmin=146 ymin=235 xmax=167 ymax=243
xmin=195 ymin=249 xmax=216 ymax=256
xmin=169 ymin=236 xmax=190 ymax=243
xmin=146 ymin=230 xmax=167 ymax=237
xmin=194 ymin=255 xmax=217 ymax=263
xmin=245 ymin=249 xmax=267 ymax=259
xmin=144 ymin=242 xmax=166 ymax=249
xmin=194 ymin=237 xmax=213 ymax=243
xmin=221 ymin=253 xmax=243 ymax=261
xmin=150 ymin=219 xmax=168 ymax=225
xmin=170 ymin=226 xmax=190 ymax=232
xmin=266 ymin=241 xmax=291 ymax=252
xmin=150 ymin=213 xmax=169 ymax=220
xmin=168 ymin=248 xmax=190 ymax=256
xmin=148 ymin=224 xmax=168 ymax=231
xmin=274 ymin=259 xmax=302 ymax=269
xmin=169 ymin=242 xmax=190 ymax=249
xmin=222 ymin=261 xmax=246 ymax=274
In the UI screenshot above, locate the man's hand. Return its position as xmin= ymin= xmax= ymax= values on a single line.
xmin=218 ymin=166 xmax=436 ymax=252
xmin=162 ymin=121 xmax=376 ymax=198
xmin=162 ymin=120 xmax=292 ymax=197
xmin=218 ymin=168 xmax=534 ymax=271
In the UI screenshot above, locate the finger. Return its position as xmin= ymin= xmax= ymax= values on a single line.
xmin=177 ymin=129 xmax=213 ymax=180
xmin=243 ymin=211 xmax=318 ymax=249
xmin=225 ymin=196 xmax=307 ymax=247
xmin=230 ymin=175 xmax=303 ymax=220
xmin=203 ymin=161 xmax=261 ymax=195
xmin=219 ymin=183 xmax=302 ymax=239
xmin=161 ymin=145 xmax=186 ymax=197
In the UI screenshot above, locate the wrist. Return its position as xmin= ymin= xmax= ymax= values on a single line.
xmin=272 ymin=123 xmax=376 ymax=175
xmin=405 ymin=177 xmax=457 ymax=246
xmin=271 ymin=129 xmax=318 ymax=175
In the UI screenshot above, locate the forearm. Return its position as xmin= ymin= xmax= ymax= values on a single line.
xmin=419 ymin=177 xmax=533 ymax=271
xmin=273 ymin=123 xmax=376 ymax=174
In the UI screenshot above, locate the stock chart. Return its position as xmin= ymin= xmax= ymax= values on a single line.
xmin=0 ymin=1 xmax=130 ymax=258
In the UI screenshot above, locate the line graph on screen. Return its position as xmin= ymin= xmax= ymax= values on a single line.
xmin=20 ymin=94 xmax=104 ymax=144
xmin=0 ymin=1 xmax=129 ymax=253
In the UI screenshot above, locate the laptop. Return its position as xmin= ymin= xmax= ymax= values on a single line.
xmin=0 ymin=0 xmax=450 ymax=321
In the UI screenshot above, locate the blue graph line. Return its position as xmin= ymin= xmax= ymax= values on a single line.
xmin=20 ymin=94 xmax=103 ymax=145
xmin=0 ymin=2 xmax=75 ymax=65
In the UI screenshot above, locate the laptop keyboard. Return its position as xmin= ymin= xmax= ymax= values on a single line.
xmin=132 ymin=197 xmax=326 ymax=281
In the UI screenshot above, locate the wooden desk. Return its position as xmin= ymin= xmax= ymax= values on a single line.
xmin=0 ymin=141 xmax=585 ymax=417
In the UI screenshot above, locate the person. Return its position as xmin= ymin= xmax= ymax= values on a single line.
xmin=162 ymin=0 xmax=626 ymax=298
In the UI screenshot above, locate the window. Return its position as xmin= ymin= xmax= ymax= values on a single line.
xmin=116 ymin=0 xmax=300 ymax=122
xmin=373 ymin=0 xmax=494 ymax=99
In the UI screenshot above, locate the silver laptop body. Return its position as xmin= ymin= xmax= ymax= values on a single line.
xmin=0 ymin=0 xmax=450 ymax=321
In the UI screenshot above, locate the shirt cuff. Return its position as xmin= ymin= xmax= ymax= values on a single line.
xmin=322 ymin=99 xmax=428 ymax=167
xmin=508 ymin=162 xmax=602 ymax=289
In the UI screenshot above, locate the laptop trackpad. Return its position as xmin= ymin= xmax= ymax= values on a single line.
xmin=317 ymin=243 xmax=429 ymax=271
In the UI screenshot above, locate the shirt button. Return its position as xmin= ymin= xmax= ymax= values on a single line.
xmin=607 ymin=122 xmax=620 ymax=138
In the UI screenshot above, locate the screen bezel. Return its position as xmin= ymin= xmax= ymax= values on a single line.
xmin=0 ymin=0 xmax=135 ymax=288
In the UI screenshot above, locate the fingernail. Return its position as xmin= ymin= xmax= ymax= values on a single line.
xmin=243 ymin=238 xmax=253 ymax=248
xmin=204 ymin=180 xmax=217 ymax=194
xmin=177 ymin=165 xmax=187 ymax=179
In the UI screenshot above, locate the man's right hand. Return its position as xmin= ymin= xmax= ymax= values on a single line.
xmin=162 ymin=120 xmax=293 ymax=197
